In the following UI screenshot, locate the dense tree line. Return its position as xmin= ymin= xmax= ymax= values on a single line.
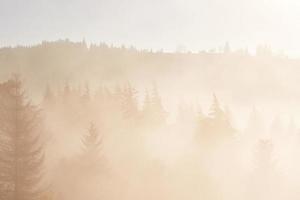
xmin=0 ymin=76 xmax=299 ymax=200
xmin=0 ymin=39 xmax=296 ymax=106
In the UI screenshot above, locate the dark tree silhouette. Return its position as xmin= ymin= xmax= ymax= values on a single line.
xmin=81 ymin=123 xmax=103 ymax=160
xmin=121 ymin=83 xmax=139 ymax=121
xmin=208 ymin=94 xmax=224 ymax=119
xmin=197 ymin=94 xmax=235 ymax=148
xmin=53 ymin=123 xmax=105 ymax=200
xmin=0 ymin=76 xmax=45 ymax=200
xmin=150 ymin=84 xmax=167 ymax=126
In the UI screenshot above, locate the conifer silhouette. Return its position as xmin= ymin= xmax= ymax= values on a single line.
xmin=0 ymin=76 xmax=45 ymax=200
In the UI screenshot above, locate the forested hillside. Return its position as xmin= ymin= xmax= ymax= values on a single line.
xmin=0 ymin=40 xmax=298 ymax=105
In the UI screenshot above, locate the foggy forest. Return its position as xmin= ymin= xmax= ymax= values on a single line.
xmin=1 ymin=0 xmax=300 ymax=199
xmin=0 ymin=40 xmax=300 ymax=200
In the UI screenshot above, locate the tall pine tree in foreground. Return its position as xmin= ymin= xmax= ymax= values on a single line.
xmin=0 ymin=76 xmax=45 ymax=200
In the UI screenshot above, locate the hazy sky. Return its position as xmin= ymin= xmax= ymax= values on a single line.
xmin=1 ymin=0 xmax=300 ymax=56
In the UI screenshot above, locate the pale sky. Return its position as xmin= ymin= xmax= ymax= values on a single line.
xmin=1 ymin=0 xmax=300 ymax=56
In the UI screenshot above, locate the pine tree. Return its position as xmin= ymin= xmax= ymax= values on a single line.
xmin=54 ymin=123 xmax=104 ymax=200
xmin=121 ymin=83 xmax=139 ymax=120
xmin=208 ymin=94 xmax=224 ymax=120
xmin=197 ymin=94 xmax=234 ymax=148
xmin=150 ymin=84 xmax=166 ymax=126
xmin=80 ymin=123 xmax=106 ymax=181
xmin=141 ymin=89 xmax=151 ymax=123
xmin=81 ymin=123 xmax=103 ymax=162
xmin=0 ymin=76 xmax=45 ymax=200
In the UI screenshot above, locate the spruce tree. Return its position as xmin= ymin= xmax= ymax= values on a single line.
xmin=150 ymin=84 xmax=166 ymax=127
xmin=0 ymin=76 xmax=45 ymax=200
xmin=197 ymin=94 xmax=234 ymax=148
xmin=81 ymin=123 xmax=103 ymax=162
xmin=208 ymin=94 xmax=224 ymax=119
xmin=121 ymin=83 xmax=139 ymax=121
